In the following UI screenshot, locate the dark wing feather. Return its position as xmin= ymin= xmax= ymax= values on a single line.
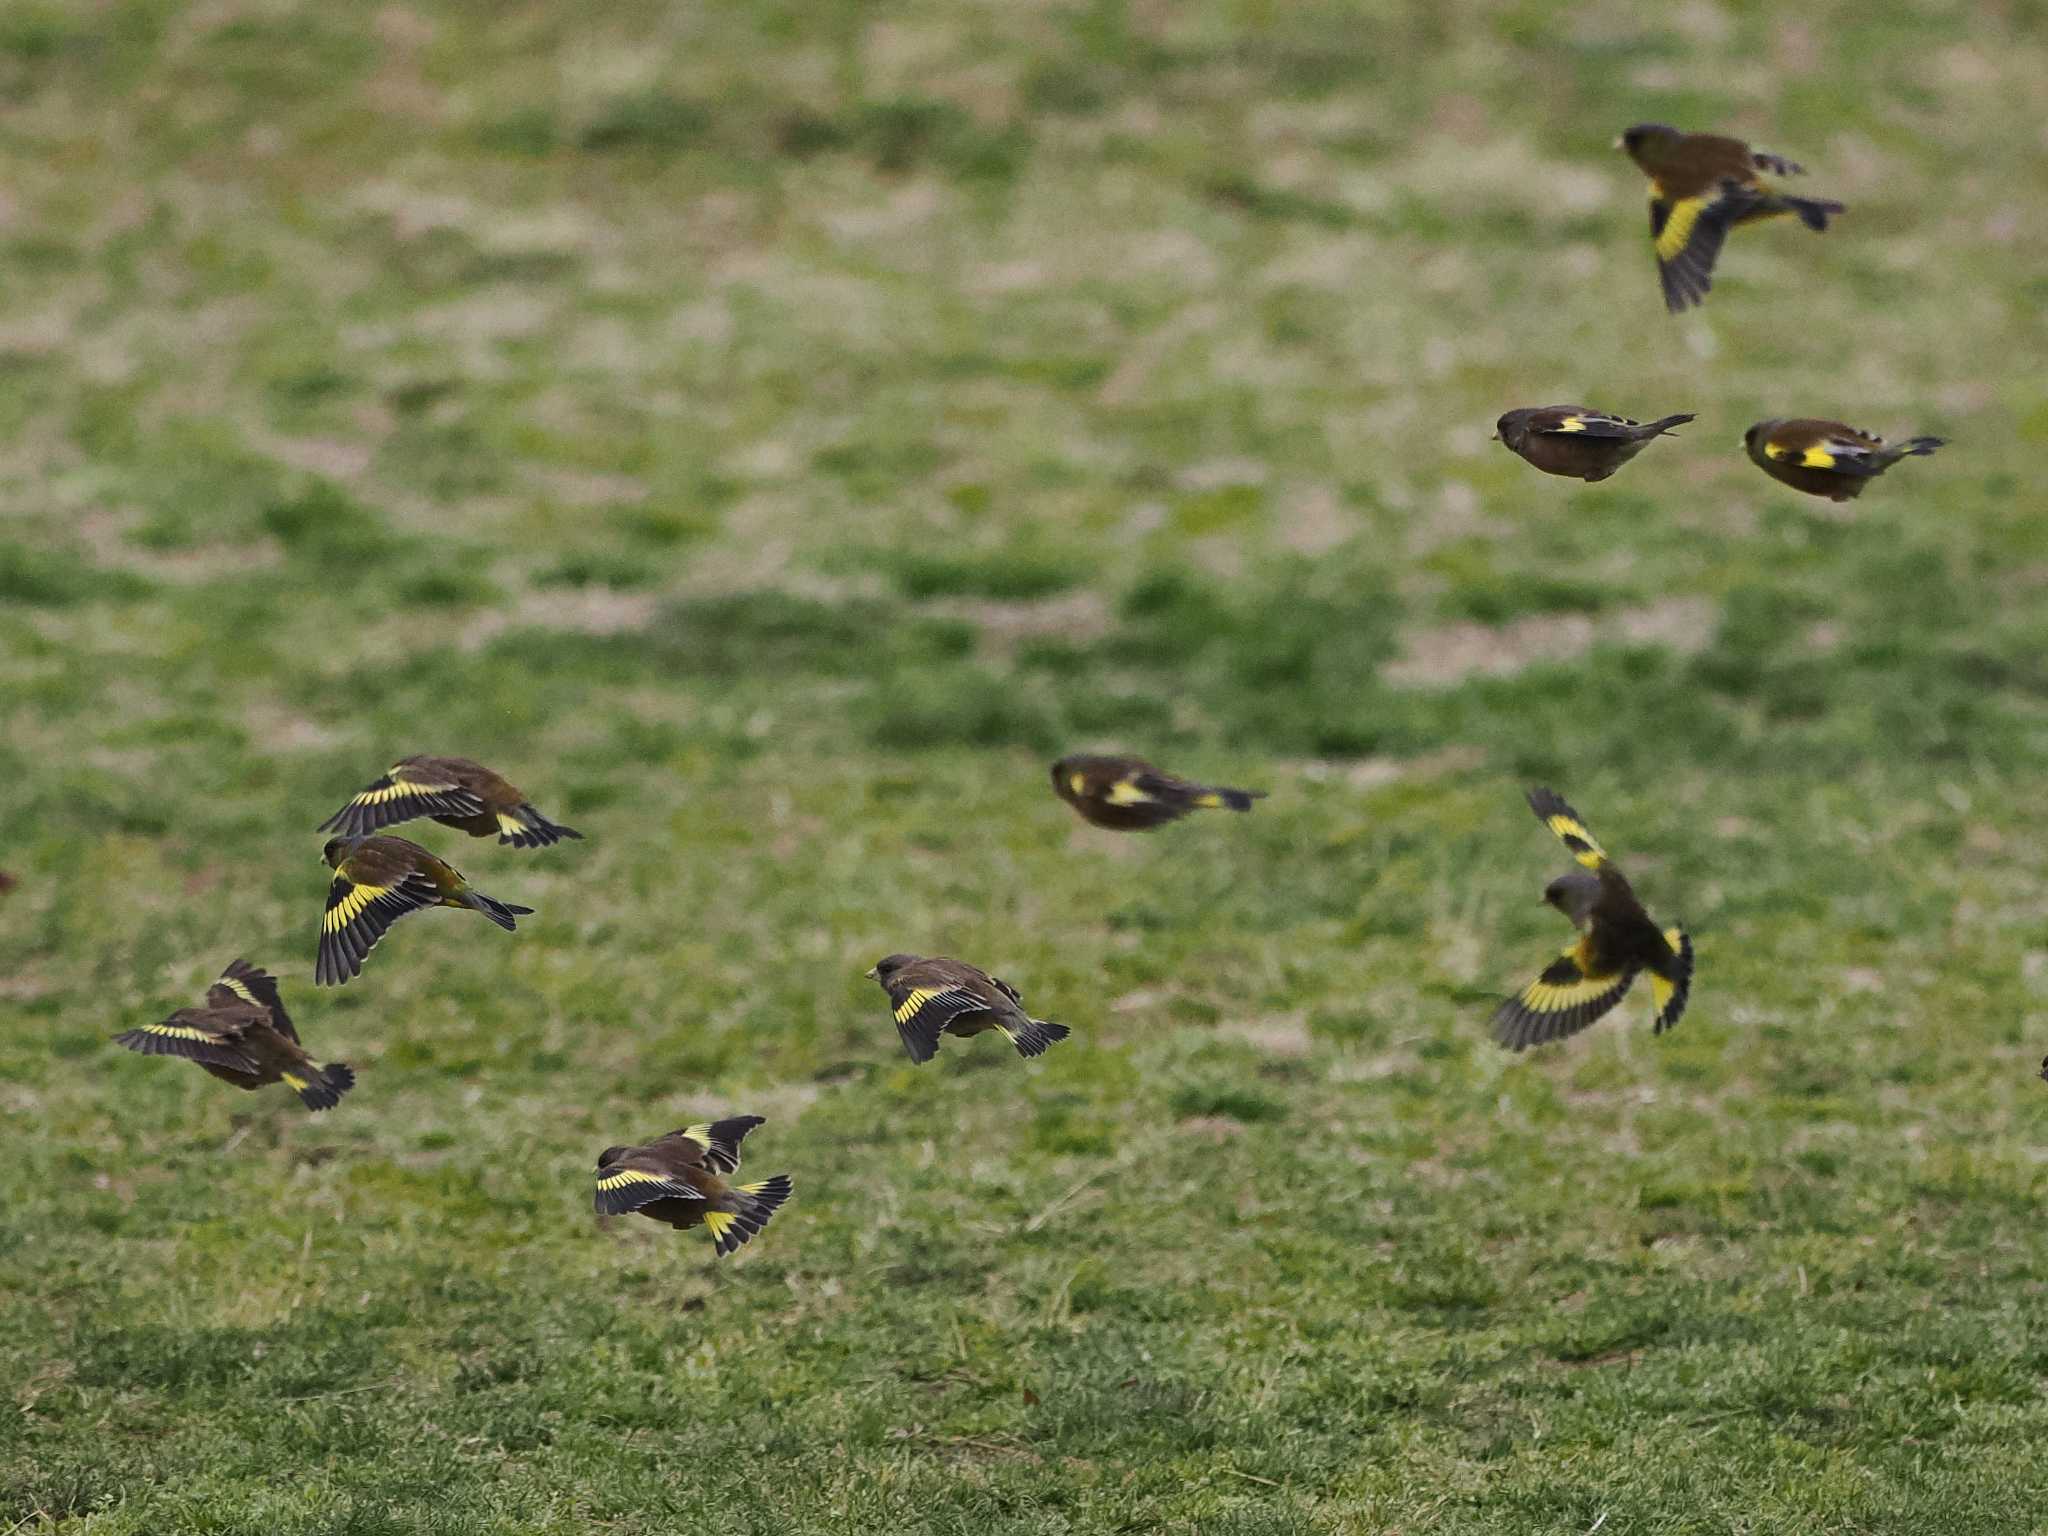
xmin=316 ymin=869 xmax=443 ymax=985
xmin=594 ymin=1153 xmax=706 ymax=1216
xmin=207 ymin=959 xmax=297 ymax=1043
xmin=316 ymin=763 xmax=488 ymax=838
xmin=1491 ymin=950 xmax=1639 ymax=1051
xmin=115 ymin=1017 xmax=260 ymax=1073
xmin=886 ymin=981 xmax=989 ymax=1063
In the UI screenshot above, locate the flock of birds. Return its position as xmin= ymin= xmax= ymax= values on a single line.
xmin=112 ymin=123 xmax=1953 ymax=1257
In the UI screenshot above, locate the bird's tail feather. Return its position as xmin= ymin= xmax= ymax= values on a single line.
xmin=704 ymin=1175 xmax=792 ymax=1257
xmin=465 ymin=891 xmax=532 ymax=930
xmin=1649 ymin=929 xmax=1694 ymax=1036
xmin=1001 ymin=1017 xmax=1071 ymax=1059
xmin=1785 ymin=195 xmax=1842 ymax=232
xmin=502 ymin=804 xmax=583 ymax=849
xmin=283 ymin=1062 xmax=355 ymax=1112
xmin=1193 ymin=786 xmax=1264 ymax=812
xmin=1889 ymin=436 xmax=1946 ymax=461
xmin=1643 ymin=413 xmax=1696 ymax=437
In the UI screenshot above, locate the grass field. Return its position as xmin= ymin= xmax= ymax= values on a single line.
xmin=7 ymin=1 xmax=2048 ymax=1530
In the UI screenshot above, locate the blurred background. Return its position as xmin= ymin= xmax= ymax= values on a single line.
xmin=6 ymin=2 xmax=2048 ymax=1531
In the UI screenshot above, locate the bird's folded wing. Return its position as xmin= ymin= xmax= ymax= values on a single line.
xmin=1538 ymin=412 xmax=1640 ymax=438
xmin=1765 ymin=435 xmax=1886 ymax=475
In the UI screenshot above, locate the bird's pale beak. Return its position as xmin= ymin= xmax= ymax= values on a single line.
xmin=863 ymin=966 xmax=877 ymax=979
xmin=1611 ymin=135 xmax=1624 ymax=150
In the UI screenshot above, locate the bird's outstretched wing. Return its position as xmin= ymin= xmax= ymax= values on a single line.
xmin=316 ymin=761 xmax=486 ymax=838
xmin=1526 ymin=788 xmax=1607 ymax=869
xmin=1492 ymin=947 xmax=1638 ymax=1051
xmin=316 ymin=868 xmax=442 ymax=985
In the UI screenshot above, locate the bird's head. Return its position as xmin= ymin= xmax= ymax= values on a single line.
xmin=1616 ymin=122 xmax=1680 ymax=162
xmin=1742 ymin=420 xmax=1772 ymax=457
xmin=1494 ymin=409 xmax=1533 ymax=451
xmin=595 ymin=1145 xmax=629 ymax=1171
xmin=2038 ymin=1056 xmax=2048 ymax=1084
xmin=1542 ymin=870 xmax=1603 ymax=928
xmin=866 ymin=953 xmax=917 ymax=982
xmin=320 ymin=836 xmax=352 ymax=868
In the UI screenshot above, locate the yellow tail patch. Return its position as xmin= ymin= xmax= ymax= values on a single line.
xmin=702 ymin=1209 xmax=737 ymax=1239
xmin=1194 ymin=792 xmax=1224 ymax=809
xmin=282 ymin=1073 xmax=308 ymax=1092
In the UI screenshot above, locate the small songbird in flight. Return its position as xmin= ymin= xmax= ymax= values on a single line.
xmin=594 ymin=1117 xmax=793 ymax=1257
xmin=1743 ymin=418 xmax=1945 ymax=502
xmin=114 ymin=959 xmax=355 ymax=1110
xmin=1051 ymin=753 xmax=1263 ymax=831
xmin=866 ymin=954 xmax=1070 ymax=1063
xmin=1494 ymin=407 xmax=1695 ymax=483
xmin=1616 ymin=124 xmax=1843 ymax=312
xmin=317 ymin=755 xmax=580 ymax=848
xmin=1493 ymin=788 xmax=1694 ymax=1051
xmin=317 ymin=834 xmax=532 ymax=986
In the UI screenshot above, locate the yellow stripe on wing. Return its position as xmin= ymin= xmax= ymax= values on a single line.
xmin=138 ymin=1021 xmax=221 ymax=1042
xmin=894 ymin=986 xmax=947 ymax=1024
xmin=1557 ymin=416 xmax=1587 ymax=433
xmin=1653 ymin=195 xmax=1707 ymax=263
xmin=322 ymin=880 xmax=393 ymax=933
xmin=597 ymin=1168 xmax=674 ymax=1190
xmin=1104 ymin=779 xmax=1156 ymax=806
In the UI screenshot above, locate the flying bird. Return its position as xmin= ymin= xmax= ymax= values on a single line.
xmin=114 ymin=959 xmax=355 ymax=1110
xmin=1494 ymin=406 xmax=1695 ymax=483
xmin=1743 ymin=418 xmax=1945 ymax=502
xmin=317 ymin=834 xmax=532 ymax=986
xmin=594 ymin=1116 xmax=793 ymax=1257
xmin=867 ymin=954 xmax=1070 ymax=1063
xmin=317 ymin=755 xmax=580 ymax=848
xmin=1493 ymin=789 xmax=1694 ymax=1051
xmin=1616 ymin=123 xmax=1842 ymax=312
xmin=1051 ymin=753 xmax=1263 ymax=831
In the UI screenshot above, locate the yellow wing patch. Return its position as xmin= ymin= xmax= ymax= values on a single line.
xmin=597 ymin=1169 xmax=672 ymax=1191
xmin=322 ymin=880 xmax=391 ymax=933
xmin=1654 ymin=196 xmax=1706 ymax=263
xmin=1544 ymin=815 xmax=1606 ymax=868
xmin=1104 ymin=780 xmax=1156 ymax=806
xmin=139 ymin=1021 xmax=219 ymax=1042
xmin=216 ymin=976 xmax=259 ymax=1008
xmin=358 ymin=775 xmax=456 ymax=804
xmin=1520 ymin=951 xmax=1628 ymax=1016
xmin=1557 ymin=416 xmax=1587 ymax=433
xmin=894 ymin=986 xmax=946 ymax=1024
xmin=1766 ymin=440 xmax=1835 ymax=468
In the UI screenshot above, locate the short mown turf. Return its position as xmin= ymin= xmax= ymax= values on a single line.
xmin=6 ymin=2 xmax=2048 ymax=1531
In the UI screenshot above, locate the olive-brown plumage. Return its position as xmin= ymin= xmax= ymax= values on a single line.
xmin=1617 ymin=123 xmax=1842 ymax=312
xmin=1492 ymin=789 xmax=1694 ymax=1051
xmin=115 ymin=960 xmax=355 ymax=1110
xmin=1495 ymin=406 xmax=1695 ymax=483
xmin=593 ymin=1116 xmax=793 ymax=1257
xmin=1743 ymin=418 xmax=1945 ymax=502
xmin=317 ymin=755 xmax=580 ymax=848
xmin=1051 ymin=754 xmax=1263 ymax=831
xmin=317 ymin=834 xmax=532 ymax=986
xmin=867 ymin=954 xmax=1071 ymax=1063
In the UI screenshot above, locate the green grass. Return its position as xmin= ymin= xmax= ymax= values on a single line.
xmin=6 ymin=0 xmax=2048 ymax=1530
